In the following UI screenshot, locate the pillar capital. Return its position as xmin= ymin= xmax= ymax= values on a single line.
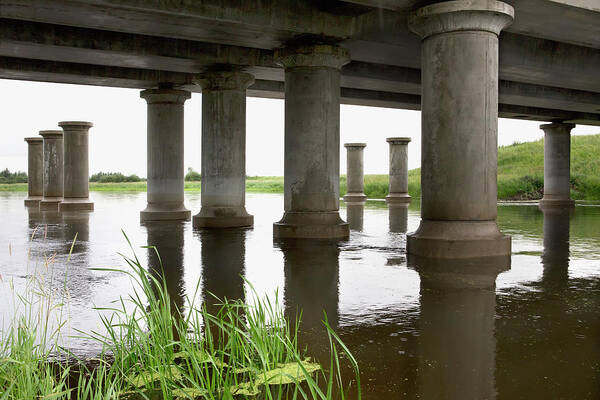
xmin=274 ymin=44 xmax=350 ymax=70
xmin=387 ymin=137 xmax=411 ymax=145
xmin=24 ymin=137 xmax=43 ymax=143
xmin=408 ymin=0 xmax=514 ymax=39
xmin=140 ymin=88 xmax=191 ymax=105
xmin=39 ymin=130 xmax=63 ymax=138
xmin=58 ymin=121 xmax=93 ymax=131
xmin=196 ymin=70 xmax=254 ymax=91
xmin=540 ymin=122 xmax=576 ymax=134
xmin=344 ymin=142 xmax=366 ymax=148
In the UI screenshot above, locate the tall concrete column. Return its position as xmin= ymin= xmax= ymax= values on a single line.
xmin=193 ymin=71 xmax=254 ymax=228
xmin=539 ymin=122 xmax=575 ymax=208
xmin=386 ymin=137 xmax=411 ymax=205
xmin=140 ymin=88 xmax=191 ymax=222
xmin=39 ymin=130 xmax=64 ymax=211
xmin=24 ymin=137 xmax=43 ymax=206
xmin=407 ymin=1 xmax=514 ymax=259
xmin=274 ymin=44 xmax=350 ymax=239
xmin=344 ymin=143 xmax=367 ymax=204
xmin=59 ymin=121 xmax=94 ymax=211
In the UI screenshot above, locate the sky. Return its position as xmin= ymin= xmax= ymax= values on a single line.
xmin=1 ymin=79 xmax=597 ymax=177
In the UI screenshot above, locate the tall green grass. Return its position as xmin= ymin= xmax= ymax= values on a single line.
xmin=0 ymin=233 xmax=361 ymax=399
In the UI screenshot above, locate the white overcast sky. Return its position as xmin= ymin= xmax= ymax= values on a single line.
xmin=1 ymin=79 xmax=597 ymax=177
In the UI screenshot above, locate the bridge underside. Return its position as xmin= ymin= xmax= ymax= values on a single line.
xmin=0 ymin=0 xmax=599 ymax=125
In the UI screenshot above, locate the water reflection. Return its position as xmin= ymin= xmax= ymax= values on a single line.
xmin=276 ymin=239 xmax=340 ymax=355
xmin=410 ymin=256 xmax=509 ymax=400
xmin=540 ymin=207 xmax=572 ymax=288
xmin=389 ymin=204 xmax=409 ymax=233
xmin=198 ymin=229 xmax=247 ymax=316
xmin=144 ymin=221 xmax=186 ymax=317
xmin=346 ymin=204 xmax=364 ymax=231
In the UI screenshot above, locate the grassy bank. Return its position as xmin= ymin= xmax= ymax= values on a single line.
xmin=0 ymin=236 xmax=360 ymax=399
xmin=2 ymin=134 xmax=598 ymax=200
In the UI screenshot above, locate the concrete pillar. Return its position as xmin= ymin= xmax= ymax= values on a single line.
xmin=344 ymin=143 xmax=367 ymax=204
xmin=24 ymin=137 xmax=43 ymax=206
xmin=39 ymin=130 xmax=64 ymax=211
xmin=59 ymin=121 xmax=94 ymax=211
xmin=273 ymin=44 xmax=350 ymax=239
xmin=140 ymin=88 xmax=191 ymax=221
xmin=407 ymin=1 xmax=514 ymax=259
xmin=386 ymin=137 xmax=411 ymax=205
xmin=193 ymin=71 xmax=254 ymax=228
xmin=539 ymin=122 xmax=575 ymax=208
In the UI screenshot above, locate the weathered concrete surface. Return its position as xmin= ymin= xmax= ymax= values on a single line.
xmin=193 ymin=71 xmax=254 ymax=228
xmin=140 ymin=88 xmax=191 ymax=221
xmin=273 ymin=44 xmax=350 ymax=239
xmin=386 ymin=137 xmax=411 ymax=205
xmin=539 ymin=122 xmax=576 ymax=208
xmin=406 ymin=0 xmax=512 ymax=259
xmin=343 ymin=143 xmax=367 ymax=204
xmin=24 ymin=137 xmax=43 ymax=206
xmin=39 ymin=130 xmax=64 ymax=211
xmin=59 ymin=121 xmax=94 ymax=211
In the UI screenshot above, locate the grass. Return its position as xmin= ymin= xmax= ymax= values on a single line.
xmin=2 ymin=134 xmax=598 ymax=200
xmin=0 ymin=233 xmax=361 ymax=399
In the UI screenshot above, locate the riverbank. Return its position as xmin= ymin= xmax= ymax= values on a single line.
xmin=2 ymin=134 xmax=599 ymax=200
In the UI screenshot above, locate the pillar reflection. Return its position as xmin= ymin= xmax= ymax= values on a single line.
xmin=144 ymin=221 xmax=186 ymax=320
xmin=277 ymin=239 xmax=340 ymax=355
xmin=346 ymin=203 xmax=364 ymax=231
xmin=199 ymin=229 xmax=247 ymax=316
xmin=389 ymin=204 xmax=409 ymax=233
xmin=540 ymin=207 xmax=572 ymax=289
xmin=62 ymin=211 xmax=90 ymax=255
xmin=410 ymin=256 xmax=509 ymax=400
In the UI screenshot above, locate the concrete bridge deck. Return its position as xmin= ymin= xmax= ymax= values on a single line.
xmin=1 ymin=0 xmax=599 ymax=124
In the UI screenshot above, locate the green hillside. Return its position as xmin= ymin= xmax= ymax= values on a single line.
xmin=398 ymin=134 xmax=600 ymax=201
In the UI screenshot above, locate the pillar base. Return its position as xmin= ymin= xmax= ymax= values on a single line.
xmin=60 ymin=198 xmax=94 ymax=211
xmin=273 ymin=211 xmax=349 ymax=239
xmin=39 ymin=197 xmax=63 ymax=211
xmin=24 ymin=196 xmax=42 ymax=206
xmin=193 ymin=206 xmax=253 ymax=228
xmin=407 ymin=220 xmax=511 ymax=259
xmin=140 ymin=204 xmax=191 ymax=222
xmin=343 ymin=193 xmax=367 ymax=204
xmin=539 ymin=197 xmax=575 ymax=208
xmin=386 ymin=193 xmax=411 ymax=205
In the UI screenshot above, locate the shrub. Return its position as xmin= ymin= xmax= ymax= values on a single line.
xmin=90 ymin=172 xmax=144 ymax=183
xmin=0 ymin=168 xmax=27 ymax=184
xmin=185 ymin=167 xmax=201 ymax=181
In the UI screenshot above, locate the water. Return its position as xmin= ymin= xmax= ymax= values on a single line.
xmin=1 ymin=192 xmax=599 ymax=399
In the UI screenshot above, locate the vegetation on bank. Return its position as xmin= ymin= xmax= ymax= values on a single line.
xmin=90 ymin=171 xmax=144 ymax=183
xmin=2 ymin=134 xmax=598 ymax=199
xmin=0 ymin=235 xmax=360 ymax=399
xmin=0 ymin=168 xmax=27 ymax=184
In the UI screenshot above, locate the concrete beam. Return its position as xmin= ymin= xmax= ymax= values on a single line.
xmin=346 ymin=0 xmax=600 ymax=48
xmin=1 ymin=56 xmax=599 ymax=125
xmin=1 ymin=20 xmax=598 ymax=115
